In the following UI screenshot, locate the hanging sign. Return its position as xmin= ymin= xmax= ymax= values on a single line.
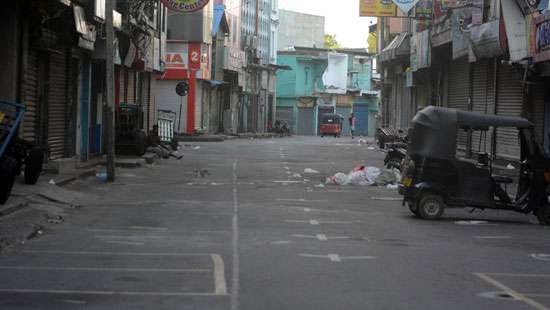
xmin=160 ymin=0 xmax=210 ymax=13
xmin=392 ymin=0 xmax=421 ymax=14
xmin=359 ymin=0 xmax=397 ymax=17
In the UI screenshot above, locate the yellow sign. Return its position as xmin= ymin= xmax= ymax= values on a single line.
xmin=360 ymin=0 xmax=397 ymax=17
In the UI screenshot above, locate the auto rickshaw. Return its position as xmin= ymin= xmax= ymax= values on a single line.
xmin=399 ymin=106 xmax=550 ymax=225
xmin=320 ymin=114 xmax=343 ymax=138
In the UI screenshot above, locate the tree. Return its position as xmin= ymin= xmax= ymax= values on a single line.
xmin=324 ymin=34 xmax=342 ymax=50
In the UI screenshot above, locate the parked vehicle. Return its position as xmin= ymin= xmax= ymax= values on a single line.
xmin=400 ymin=106 xmax=550 ymax=225
xmin=376 ymin=127 xmax=407 ymax=149
xmin=320 ymin=114 xmax=343 ymax=138
xmin=273 ymin=120 xmax=291 ymax=137
xmin=0 ymin=101 xmax=44 ymax=204
xmin=384 ymin=142 xmax=407 ymax=169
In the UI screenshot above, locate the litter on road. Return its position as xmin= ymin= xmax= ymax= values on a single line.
xmin=325 ymin=165 xmax=401 ymax=186
xmin=304 ymin=168 xmax=320 ymax=174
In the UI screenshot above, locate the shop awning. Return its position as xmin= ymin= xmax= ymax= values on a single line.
xmin=212 ymin=4 xmax=230 ymax=37
xmin=378 ymin=32 xmax=410 ymax=63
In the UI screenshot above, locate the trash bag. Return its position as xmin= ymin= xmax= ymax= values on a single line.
xmin=375 ymin=168 xmax=401 ymax=186
xmin=327 ymin=172 xmax=350 ymax=185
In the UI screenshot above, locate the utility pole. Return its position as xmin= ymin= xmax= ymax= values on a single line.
xmin=105 ymin=0 xmax=116 ymax=182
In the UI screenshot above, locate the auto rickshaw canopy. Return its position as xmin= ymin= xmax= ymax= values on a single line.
xmin=409 ymin=106 xmax=533 ymax=159
xmin=321 ymin=114 xmax=344 ymax=124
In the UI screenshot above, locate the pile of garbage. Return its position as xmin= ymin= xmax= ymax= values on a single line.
xmin=326 ymin=165 xmax=401 ymax=187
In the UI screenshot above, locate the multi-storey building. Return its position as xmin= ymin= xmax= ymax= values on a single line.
xmin=240 ymin=0 xmax=279 ymax=133
xmin=0 ymin=0 xmax=166 ymax=164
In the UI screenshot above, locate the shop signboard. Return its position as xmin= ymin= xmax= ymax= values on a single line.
xmin=533 ymin=13 xmax=550 ymax=62
xmin=359 ymin=0 xmax=397 ymax=17
xmin=160 ymin=0 xmax=210 ymax=13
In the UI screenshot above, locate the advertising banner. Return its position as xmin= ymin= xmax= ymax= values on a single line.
xmin=359 ymin=0 xmax=397 ymax=17
xmin=392 ymin=0 xmax=422 ymax=14
xmin=160 ymin=0 xmax=209 ymax=13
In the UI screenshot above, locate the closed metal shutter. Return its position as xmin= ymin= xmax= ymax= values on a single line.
xmin=297 ymin=107 xmax=314 ymax=135
xmin=353 ymin=106 xmax=369 ymax=136
xmin=155 ymin=80 xmax=187 ymax=133
xmin=496 ymin=64 xmax=524 ymax=159
xmin=530 ymin=82 xmax=545 ymax=142
xmin=118 ymin=67 xmax=126 ymax=104
xmin=22 ymin=49 xmax=39 ymax=143
xmin=275 ymin=107 xmax=294 ymax=134
xmin=471 ymin=60 xmax=495 ymax=154
xmin=447 ymin=57 xmax=470 ymax=151
xmin=336 ymin=107 xmax=351 ymax=136
xmin=47 ymin=51 xmax=67 ymax=159
xmin=127 ymin=69 xmax=136 ymax=105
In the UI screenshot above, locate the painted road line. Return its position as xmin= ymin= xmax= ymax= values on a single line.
xmin=95 ymin=235 xmax=165 ymax=239
xmin=371 ymin=197 xmax=402 ymax=201
xmin=531 ymin=254 xmax=550 ymax=261
xmin=211 ymin=254 xmax=227 ymax=296
xmin=231 ymin=160 xmax=240 ymax=310
xmin=474 ymin=272 xmax=550 ymax=310
xmin=484 ymin=273 xmax=550 ymax=278
xmin=299 ymin=254 xmax=376 ymax=262
xmin=285 ymin=220 xmax=351 ymax=225
xmin=130 ymin=226 xmax=169 ymax=231
xmin=21 ymin=251 xmax=213 ymax=257
xmin=475 ymin=236 xmax=512 ymax=240
xmin=328 ymin=254 xmax=342 ymax=262
xmin=291 ymin=234 xmax=350 ymax=241
xmin=273 ymin=181 xmax=302 ymax=184
xmin=105 ymin=241 xmax=145 ymax=246
xmin=0 ymin=266 xmax=211 ymax=273
xmin=0 ymin=289 xmax=227 ymax=297
xmin=271 ymin=241 xmax=292 ymax=245
xmin=277 ymin=199 xmax=327 ymax=202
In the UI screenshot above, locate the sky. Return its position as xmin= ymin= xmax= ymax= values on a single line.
xmin=278 ymin=0 xmax=376 ymax=49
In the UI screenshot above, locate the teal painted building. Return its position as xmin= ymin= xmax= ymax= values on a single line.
xmin=276 ymin=47 xmax=379 ymax=136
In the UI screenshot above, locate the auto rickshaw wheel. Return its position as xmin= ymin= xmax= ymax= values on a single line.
xmin=418 ymin=194 xmax=445 ymax=220
xmin=535 ymin=206 xmax=550 ymax=226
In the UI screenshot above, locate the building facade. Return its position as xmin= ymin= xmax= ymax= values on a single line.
xmin=240 ymin=0 xmax=279 ymax=133
xmin=375 ymin=0 xmax=550 ymax=161
xmin=276 ymin=47 xmax=379 ymax=136
xmin=277 ymin=10 xmax=325 ymax=51
xmin=1 ymin=0 xmax=165 ymax=164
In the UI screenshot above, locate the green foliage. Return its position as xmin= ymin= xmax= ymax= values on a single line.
xmin=324 ymin=34 xmax=341 ymax=50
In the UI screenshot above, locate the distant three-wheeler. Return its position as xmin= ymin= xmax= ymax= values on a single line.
xmin=400 ymin=106 xmax=550 ymax=225
xmin=319 ymin=114 xmax=343 ymax=138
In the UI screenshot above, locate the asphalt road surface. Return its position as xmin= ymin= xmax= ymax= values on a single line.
xmin=1 ymin=136 xmax=550 ymax=310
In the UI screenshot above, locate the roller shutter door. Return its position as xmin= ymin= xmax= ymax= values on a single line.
xmin=530 ymin=82 xmax=545 ymax=143
xmin=471 ymin=60 xmax=495 ymax=154
xmin=297 ymin=107 xmax=314 ymax=135
xmin=127 ymin=69 xmax=136 ymax=105
xmin=275 ymin=107 xmax=294 ymax=134
xmin=47 ymin=52 xmax=67 ymax=159
xmin=336 ymin=107 xmax=351 ymax=136
xmin=22 ymin=49 xmax=39 ymax=143
xmin=447 ymin=57 xmax=470 ymax=151
xmin=353 ymin=106 xmax=369 ymax=136
xmin=496 ymin=64 xmax=524 ymax=159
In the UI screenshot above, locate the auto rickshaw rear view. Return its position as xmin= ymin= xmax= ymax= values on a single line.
xmin=399 ymin=106 xmax=550 ymax=225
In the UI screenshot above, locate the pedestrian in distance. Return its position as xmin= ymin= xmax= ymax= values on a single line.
xmin=349 ymin=113 xmax=356 ymax=139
